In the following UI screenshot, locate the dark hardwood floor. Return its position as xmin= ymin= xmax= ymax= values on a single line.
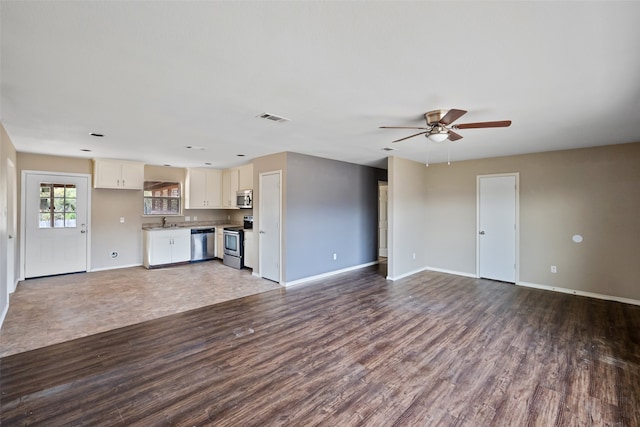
xmin=2 ymin=265 xmax=640 ymax=426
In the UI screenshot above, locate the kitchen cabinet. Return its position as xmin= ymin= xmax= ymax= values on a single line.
xmin=143 ymin=228 xmax=191 ymax=268
xmin=237 ymin=163 xmax=253 ymax=190
xmin=185 ymin=168 xmax=222 ymax=209
xmin=244 ymin=230 xmax=254 ymax=269
xmin=93 ymin=159 xmax=144 ymax=190
xmin=216 ymin=228 xmax=225 ymax=258
xmin=222 ymin=168 xmax=239 ymax=208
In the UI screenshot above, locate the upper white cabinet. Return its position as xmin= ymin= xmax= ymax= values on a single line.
xmin=185 ymin=168 xmax=222 ymax=209
xmin=93 ymin=159 xmax=144 ymax=190
xmin=238 ymin=163 xmax=253 ymax=190
xmin=222 ymin=168 xmax=239 ymax=208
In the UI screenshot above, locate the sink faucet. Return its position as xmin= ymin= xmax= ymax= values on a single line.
xmin=162 ymin=217 xmax=167 ymax=228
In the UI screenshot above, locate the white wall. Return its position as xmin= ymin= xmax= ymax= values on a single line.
xmin=387 ymin=156 xmax=428 ymax=279
xmin=388 ymin=142 xmax=640 ymax=302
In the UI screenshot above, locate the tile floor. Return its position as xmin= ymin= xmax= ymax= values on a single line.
xmin=0 ymin=260 xmax=282 ymax=357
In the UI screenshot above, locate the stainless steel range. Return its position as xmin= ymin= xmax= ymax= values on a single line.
xmin=222 ymin=226 xmax=244 ymax=269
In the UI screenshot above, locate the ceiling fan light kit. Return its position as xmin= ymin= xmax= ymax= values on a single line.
xmin=426 ymin=128 xmax=449 ymax=143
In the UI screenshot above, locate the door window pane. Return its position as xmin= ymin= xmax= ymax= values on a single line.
xmin=38 ymin=183 xmax=77 ymax=228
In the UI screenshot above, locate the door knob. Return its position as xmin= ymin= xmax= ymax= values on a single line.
xmin=479 ymin=231 xmax=485 ymax=235
xmin=259 ymin=230 xmax=265 ymax=234
xmin=8 ymin=235 xmax=13 ymax=239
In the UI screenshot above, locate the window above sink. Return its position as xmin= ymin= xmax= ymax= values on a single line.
xmin=143 ymin=181 xmax=181 ymax=216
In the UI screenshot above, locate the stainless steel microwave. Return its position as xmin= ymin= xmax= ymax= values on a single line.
xmin=236 ymin=189 xmax=252 ymax=209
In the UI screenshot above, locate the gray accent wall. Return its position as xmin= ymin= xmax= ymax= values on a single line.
xmin=285 ymin=152 xmax=386 ymax=282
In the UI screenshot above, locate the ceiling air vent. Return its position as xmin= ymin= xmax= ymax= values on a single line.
xmin=258 ymin=113 xmax=290 ymax=123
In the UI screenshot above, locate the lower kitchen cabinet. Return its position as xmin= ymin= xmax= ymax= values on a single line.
xmin=143 ymin=228 xmax=191 ymax=268
xmin=244 ymin=230 xmax=254 ymax=269
xmin=216 ymin=228 xmax=225 ymax=259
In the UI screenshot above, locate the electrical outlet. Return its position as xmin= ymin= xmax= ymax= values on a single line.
xmin=551 ymin=265 xmax=557 ymax=273
xmin=193 ymin=216 xmax=197 ymax=221
xmin=333 ymin=253 xmax=337 ymax=260
xmin=185 ymin=216 xmax=190 ymax=222
xmin=119 ymin=217 xmax=124 ymax=223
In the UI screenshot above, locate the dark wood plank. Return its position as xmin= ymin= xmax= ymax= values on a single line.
xmin=2 ymin=267 xmax=640 ymax=425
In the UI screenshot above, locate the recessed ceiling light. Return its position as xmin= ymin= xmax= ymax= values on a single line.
xmin=80 ymin=149 xmax=92 ymax=152
xmin=185 ymin=145 xmax=207 ymax=150
xmin=163 ymin=164 xmax=172 ymax=167
xmin=382 ymin=147 xmax=395 ymax=151
xmin=204 ymin=162 xmax=212 ymax=165
xmin=89 ymin=133 xmax=104 ymax=137
xmin=236 ymin=154 xmax=245 ymax=157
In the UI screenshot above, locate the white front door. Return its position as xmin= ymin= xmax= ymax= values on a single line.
xmin=24 ymin=172 xmax=90 ymax=278
xmin=259 ymin=171 xmax=281 ymax=283
xmin=7 ymin=159 xmax=17 ymax=292
xmin=478 ymin=174 xmax=517 ymax=283
xmin=378 ymin=182 xmax=388 ymax=257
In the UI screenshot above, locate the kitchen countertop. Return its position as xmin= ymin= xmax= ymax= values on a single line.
xmin=142 ymin=222 xmax=241 ymax=231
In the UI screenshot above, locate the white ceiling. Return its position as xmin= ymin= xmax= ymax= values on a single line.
xmin=2 ymin=1 xmax=640 ymax=169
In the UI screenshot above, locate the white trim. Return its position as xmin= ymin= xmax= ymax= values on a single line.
xmin=476 ymin=172 xmax=519 ymax=282
xmin=388 ymin=265 xmax=476 ymax=281
xmin=285 ymin=261 xmax=379 ymax=287
xmin=518 ymin=281 xmax=640 ymax=306
xmin=20 ymin=170 xmax=92 ymax=280
xmin=258 ymin=170 xmax=282 ymax=284
xmin=7 ymin=158 xmax=17 ymax=294
xmin=90 ymin=263 xmax=143 ymax=272
xmin=0 ymin=303 xmax=7 ymax=330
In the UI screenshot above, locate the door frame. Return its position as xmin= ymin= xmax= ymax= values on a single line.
xmin=20 ymin=171 xmax=92 ymax=280
xmin=476 ymin=172 xmax=519 ymax=283
xmin=378 ymin=181 xmax=388 ymax=258
xmin=258 ymin=170 xmax=282 ymax=284
xmin=7 ymin=158 xmax=17 ymax=293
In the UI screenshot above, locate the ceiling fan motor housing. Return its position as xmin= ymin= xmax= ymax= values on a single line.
xmin=425 ymin=109 xmax=449 ymax=125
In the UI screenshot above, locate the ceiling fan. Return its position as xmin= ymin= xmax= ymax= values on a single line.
xmin=380 ymin=109 xmax=511 ymax=143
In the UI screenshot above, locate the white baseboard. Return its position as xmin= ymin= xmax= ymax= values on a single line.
xmin=284 ymin=261 xmax=379 ymax=288
xmin=90 ymin=263 xmax=143 ymax=272
xmin=387 ymin=266 xmax=428 ymax=281
xmin=388 ymin=266 xmax=476 ymax=281
xmin=518 ymin=281 xmax=640 ymax=306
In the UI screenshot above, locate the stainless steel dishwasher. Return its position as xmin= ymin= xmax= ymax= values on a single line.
xmin=190 ymin=227 xmax=216 ymax=262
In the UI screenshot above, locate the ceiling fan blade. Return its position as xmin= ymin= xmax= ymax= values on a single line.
xmin=454 ymin=120 xmax=512 ymax=129
xmin=448 ymin=131 xmax=463 ymax=141
xmin=392 ymin=131 xmax=428 ymax=143
xmin=439 ymin=109 xmax=467 ymax=125
xmin=380 ymin=126 xmax=429 ymax=130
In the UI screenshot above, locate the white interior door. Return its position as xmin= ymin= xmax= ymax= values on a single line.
xmin=478 ymin=174 xmax=517 ymax=283
xmin=259 ymin=171 xmax=281 ymax=283
xmin=24 ymin=172 xmax=90 ymax=278
xmin=7 ymin=159 xmax=17 ymax=292
xmin=378 ymin=182 xmax=388 ymax=257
